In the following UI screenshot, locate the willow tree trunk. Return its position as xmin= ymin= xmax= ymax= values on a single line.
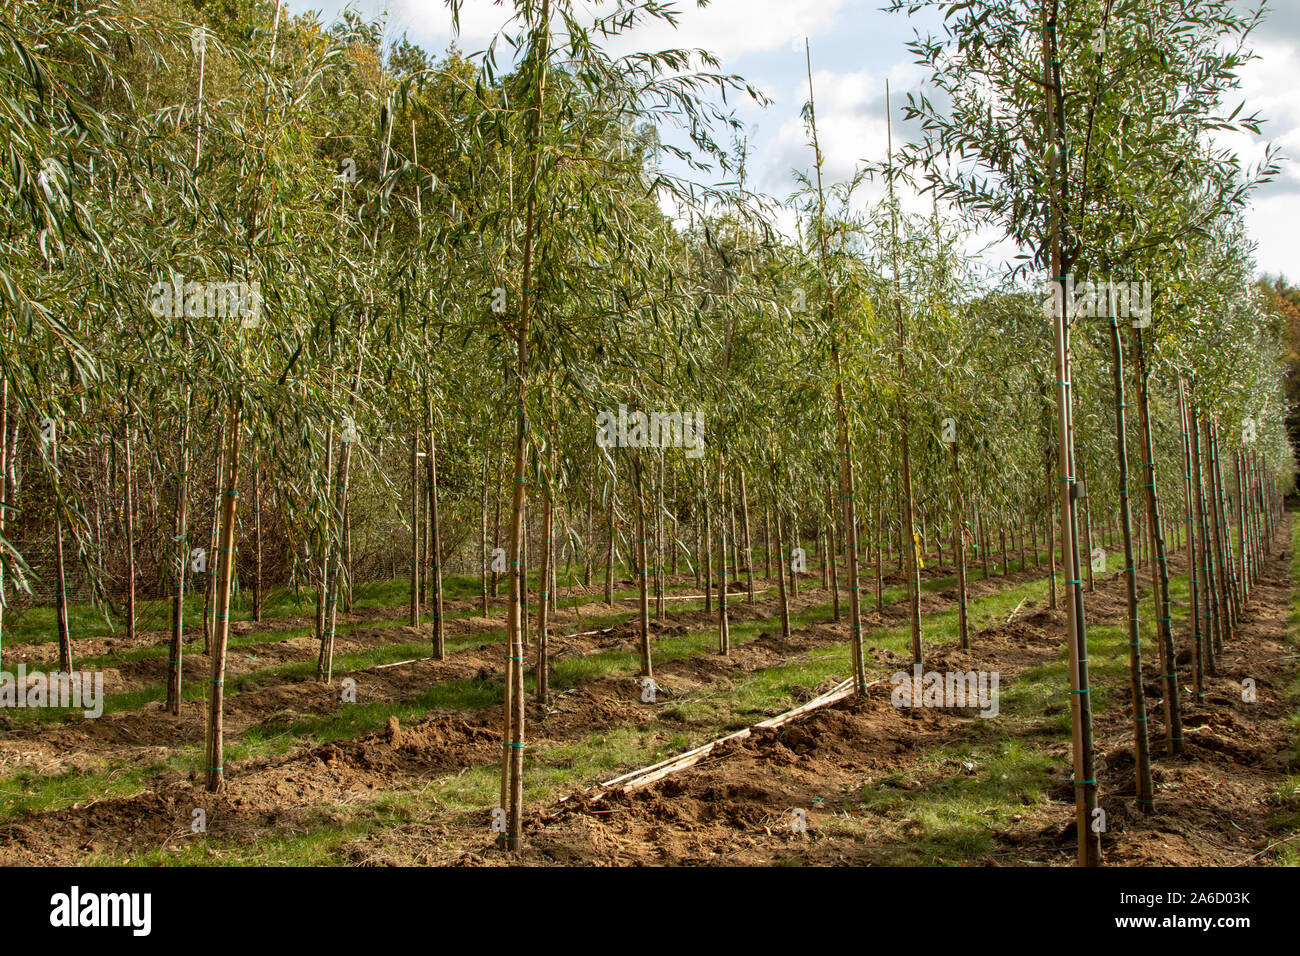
xmin=828 ymin=497 xmax=841 ymax=621
xmin=703 ymin=493 xmax=712 ymax=614
xmin=633 ymin=456 xmax=652 ymax=677
xmin=821 ymin=523 xmax=831 ymax=589
xmin=342 ymin=496 xmax=353 ymax=613
xmin=774 ymin=500 xmax=791 ymax=638
xmin=1044 ymin=0 xmax=1099 ymax=865
xmin=535 ymin=480 xmax=553 ymax=704
xmin=728 ymin=477 xmax=741 ymax=590
xmin=740 ymin=469 xmax=755 ymax=603
xmin=811 ymin=50 xmax=867 ymax=692
xmin=1107 ymin=316 xmax=1155 ymax=810
xmin=427 ymin=425 xmax=444 ymax=659
xmin=0 ymin=382 xmax=6 ymax=669
xmin=1190 ymin=400 xmax=1217 ymax=682
xmin=1209 ymin=426 xmax=1237 ymax=639
xmin=949 ymin=440 xmax=969 ymax=649
xmin=203 ymin=420 xmax=225 ymax=653
xmin=897 ymin=377 xmax=920 ymax=667
xmin=789 ymin=513 xmax=800 ymax=599
xmin=716 ymin=456 xmax=730 ymax=655
xmin=410 ymin=430 xmax=421 ymax=627
xmin=167 ymin=388 xmax=189 ymax=716
xmin=491 ymin=448 xmax=502 ymax=599
xmin=502 ymin=264 xmax=534 ymax=856
xmin=763 ymin=505 xmax=772 ymax=582
xmin=1044 ymin=448 xmax=1057 ymax=608
xmin=1133 ymin=330 xmax=1182 ymax=753
xmin=53 ymin=432 xmax=72 ymax=673
xmin=1178 ymin=380 xmax=1205 ymax=706
xmin=122 ymin=415 xmax=136 ymax=643
xmin=977 ymin=506 xmax=989 ymax=580
xmin=1236 ymin=452 xmax=1250 ymax=605
xmin=604 ymin=494 xmax=615 ymax=606
xmin=655 ymin=453 xmax=665 ymax=619
xmin=1079 ymin=458 xmax=1095 ymax=592
xmin=874 ymin=503 xmax=884 ymax=612
xmin=317 ymin=397 xmax=357 ymax=683
xmin=1198 ymin=415 xmax=1223 ymax=661
xmin=480 ymin=441 xmax=490 ymax=616
xmin=251 ymin=456 xmax=262 ymax=622
xmin=205 ymin=414 xmax=242 ymax=792
xmin=1251 ymin=452 xmax=1264 ymax=576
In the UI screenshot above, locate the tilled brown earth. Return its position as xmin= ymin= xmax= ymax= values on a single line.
xmin=986 ymin=531 xmax=1300 ymax=866
xmin=0 ymin=555 xmax=1051 ymax=771
xmin=0 ymin=553 xmax=1068 ymax=863
xmin=438 ymin=534 xmax=1299 ymax=866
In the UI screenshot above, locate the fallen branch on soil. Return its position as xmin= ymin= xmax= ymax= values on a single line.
xmin=1235 ymin=832 xmax=1300 ymax=865
xmin=661 ymin=589 xmax=771 ymax=601
xmin=553 ymin=676 xmax=883 ymax=812
xmin=1006 ymin=598 xmax=1027 ymax=623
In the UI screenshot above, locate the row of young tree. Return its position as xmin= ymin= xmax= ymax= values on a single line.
xmin=0 ymin=0 xmax=1293 ymax=861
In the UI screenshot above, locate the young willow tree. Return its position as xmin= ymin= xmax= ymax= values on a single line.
xmin=446 ymin=0 xmax=761 ymax=852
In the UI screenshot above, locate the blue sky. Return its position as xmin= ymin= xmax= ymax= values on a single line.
xmin=284 ymin=0 xmax=1298 ymax=281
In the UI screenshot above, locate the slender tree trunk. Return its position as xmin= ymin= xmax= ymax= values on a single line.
xmin=481 ymin=437 xmax=489 ymax=616
xmin=492 ymin=445 xmax=502 ymax=598
xmin=317 ymin=370 xmax=359 ymax=684
xmin=167 ymin=9 xmax=203 ymax=701
xmin=977 ymin=505 xmax=989 ymax=580
xmin=828 ymin=495 xmax=841 ymax=620
xmin=427 ymin=422 xmax=444 ymax=659
xmin=496 ymin=23 xmax=547 ymax=844
xmin=1190 ymin=398 xmax=1217 ymax=682
xmin=586 ymin=482 xmax=596 ymax=586
xmin=774 ymin=498 xmax=790 ymax=638
xmin=52 ymin=431 xmax=72 ymax=672
xmin=1079 ymin=459 xmax=1094 ymax=592
xmin=634 ymin=456 xmax=652 ymax=676
xmin=790 ymin=512 xmax=801 ymax=599
xmin=1107 ymin=316 xmax=1154 ymax=810
xmin=728 ymin=475 xmax=740 ymax=588
xmin=204 ymin=419 xmax=225 ymax=653
xmin=1236 ymin=452 xmax=1250 ymax=605
xmin=1134 ymin=331 xmax=1182 ymax=753
xmin=1000 ymin=519 xmax=1008 ymax=576
xmin=1210 ymin=426 xmax=1238 ymax=638
xmin=205 ymin=414 xmax=242 ymax=792
xmin=655 ymin=452 xmax=665 ymax=619
xmin=740 ymin=469 xmax=755 ymax=603
xmin=874 ymin=502 xmax=884 ymax=612
xmin=1197 ymin=414 xmax=1223 ymax=663
xmin=812 ymin=52 xmax=867 ymax=691
xmin=604 ymin=492 xmax=615 ymax=606
xmin=763 ymin=504 xmax=772 ymax=581
xmin=122 ymin=413 xmax=136 ymax=643
xmin=703 ymin=492 xmax=712 ymax=614
xmin=410 ymin=430 xmax=421 ymax=627
xmin=716 ymin=456 xmax=730 ymax=654
xmin=1178 ymin=379 xmax=1204 ymax=707
xmin=535 ymin=474 xmax=553 ymax=704
xmin=950 ymin=440 xmax=968 ymax=649
xmin=0 ymin=381 xmax=7 ymax=669
xmin=251 ymin=455 xmax=262 ymax=622
xmin=1044 ymin=0 xmax=1098 ymax=864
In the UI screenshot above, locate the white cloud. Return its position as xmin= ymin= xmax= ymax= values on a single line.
xmin=296 ymin=0 xmax=1295 ymax=279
